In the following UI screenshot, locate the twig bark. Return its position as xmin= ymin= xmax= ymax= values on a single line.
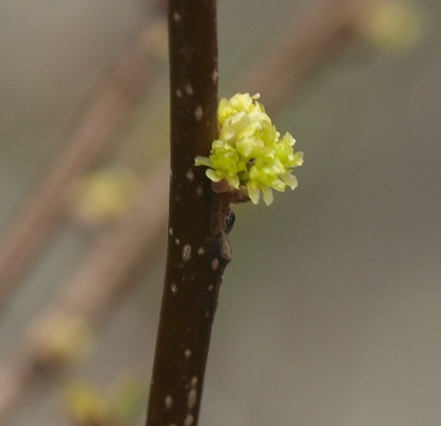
xmin=145 ymin=1 xmax=234 ymax=425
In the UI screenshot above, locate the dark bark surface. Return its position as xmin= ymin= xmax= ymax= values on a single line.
xmin=146 ymin=1 xmax=234 ymax=425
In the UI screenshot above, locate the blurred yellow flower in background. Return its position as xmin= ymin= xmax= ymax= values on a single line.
xmin=362 ymin=0 xmax=424 ymax=52
xmin=72 ymin=169 xmax=140 ymax=225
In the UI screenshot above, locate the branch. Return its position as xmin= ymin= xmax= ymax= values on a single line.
xmin=145 ymin=1 xmax=232 ymax=425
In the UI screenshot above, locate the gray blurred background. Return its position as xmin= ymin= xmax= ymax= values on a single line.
xmin=1 ymin=0 xmax=441 ymax=425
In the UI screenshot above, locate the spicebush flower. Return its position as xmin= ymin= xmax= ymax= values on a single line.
xmin=195 ymin=93 xmax=303 ymax=205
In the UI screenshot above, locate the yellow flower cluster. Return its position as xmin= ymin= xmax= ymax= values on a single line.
xmin=195 ymin=93 xmax=303 ymax=205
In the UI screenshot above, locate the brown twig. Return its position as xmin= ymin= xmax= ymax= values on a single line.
xmin=145 ymin=1 xmax=229 ymax=425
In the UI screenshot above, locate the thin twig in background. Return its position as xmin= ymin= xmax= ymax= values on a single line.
xmin=0 ymin=17 xmax=167 ymax=305
xmin=54 ymin=167 xmax=169 ymax=322
xmin=0 ymin=166 xmax=168 ymax=423
xmin=241 ymin=0 xmax=379 ymax=113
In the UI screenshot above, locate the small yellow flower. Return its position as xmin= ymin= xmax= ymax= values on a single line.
xmin=73 ymin=168 xmax=140 ymax=223
xmin=27 ymin=313 xmax=91 ymax=368
xmin=65 ymin=374 xmax=145 ymax=426
xmin=195 ymin=93 xmax=303 ymax=205
xmin=66 ymin=382 xmax=109 ymax=425
xmin=362 ymin=0 xmax=424 ymax=52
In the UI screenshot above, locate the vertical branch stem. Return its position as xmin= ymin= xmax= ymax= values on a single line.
xmin=146 ymin=1 xmax=232 ymax=425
